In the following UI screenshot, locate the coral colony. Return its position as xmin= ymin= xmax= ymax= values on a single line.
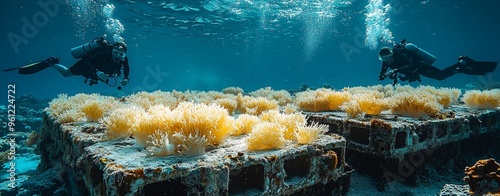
xmin=41 ymin=84 xmax=500 ymax=194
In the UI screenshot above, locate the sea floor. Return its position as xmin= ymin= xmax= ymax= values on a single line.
xmin=347 ymin=171 xmax=464 ymax=196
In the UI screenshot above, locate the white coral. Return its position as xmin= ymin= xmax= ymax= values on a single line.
xmin=146 ymin=130 xmax=175 ymax=156
xmin=172 ymin=130 xmax=213 ymax=157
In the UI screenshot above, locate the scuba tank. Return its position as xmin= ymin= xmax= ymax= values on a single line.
xmin=404 ymin=42 xmax=437 ymax=65
xmin=70 ymin=37 xmax=106 ymax=59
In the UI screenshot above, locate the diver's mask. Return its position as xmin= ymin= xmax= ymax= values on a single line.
xmin=379 ymin=52 xmax=393 ymax=63
xmin=112 ymin=46 xmax=126 ymax=62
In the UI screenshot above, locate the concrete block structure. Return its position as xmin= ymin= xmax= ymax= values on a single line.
xmin=306 ymin=106 xmax=500 ymax=160
xmin=38 ymin=112 xmax=351 ymax=195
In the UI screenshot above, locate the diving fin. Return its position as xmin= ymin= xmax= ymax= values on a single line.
xmin=2 ymin=57 xmax=60 ymax=75
xmin=2 ymin=61 xmax=52 ymax=75
xmin=460 ymin=61 xmax=498 ymax=75
xmin=473 ymin=61 xmax=497 ymax=73
xmin=458 ymin=56 xmax=498 ymax=75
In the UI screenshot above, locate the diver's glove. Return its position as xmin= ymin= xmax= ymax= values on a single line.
xmin=120 ymin=78 xmax=129 ymax=86
xmin=384 ymin=69 xmax=397 ymax=78
xmin=378 ymin=75 xmax=385 ymax=81
xmin=94 ymin=36 xmax=108 ymax=45
xmin=96 ymin=71 xmax=109 ymax=81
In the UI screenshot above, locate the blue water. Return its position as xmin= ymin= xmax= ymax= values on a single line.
xmin=1 ymin=0 xmax=499 ymax=100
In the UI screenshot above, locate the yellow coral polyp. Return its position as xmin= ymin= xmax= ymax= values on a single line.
xmin=354 ymin=94 xmax=389 ymax=116
xmin=238 ymin=96 xmax=279 ymax=115
xmin=100 ymin=106 xmax=143 ymax=141
xmin=462 ymin=89 xmax=500 ymax=109
xmin=389 ymin=91 xmax=442 ymax=118
xmin=327 ymin=91 xmax=352 ymax=110
xmin=173 ymin=102 xmax=234 ymax=145
xmin=295 ymin=122 xmax=328 ymax=144
xmin=340 ymin=100 xmax=362 ymax=118
xmin=131 ymin=110 xmax=168 ymax=147
xmin=416 ymin=85 xmax=461 ymax=108
xmin=215 ymin=98 xmax=238 ymax=115
xmin=222 ymin=86 xmax=244 ymax=95
xmin=247 ymin=122 xmax=286 ymax=151
xmin=47 ymin=93 xmax=102 ymax=122
xmin=295 ymin=88 xmax=351 ymax=112
xmin=260 ymin=110 xmax=306 ymax=140
xmin=56 ymin=109 xmax=84 ymax=124
xmin=295 ymin=88 xmax=331 ymax=112
xmin=232 ymin=114 xmax=261 ymax=135
xmin=249 ymin=87 xmax=293 ymax=106
xmin=80 ymin=101 xmax=106 ymax=122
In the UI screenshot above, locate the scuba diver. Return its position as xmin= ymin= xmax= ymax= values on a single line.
xmin=3 ymin=37 xmax=130 ymax=90
xmin=378 ymin=39 xmax=497 ymax=85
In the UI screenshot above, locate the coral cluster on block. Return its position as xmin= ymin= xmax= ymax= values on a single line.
xmin=462 ymin=89 xmax=500 ymax=109
xmin=44 ymin=85 xmax=500 ymax=157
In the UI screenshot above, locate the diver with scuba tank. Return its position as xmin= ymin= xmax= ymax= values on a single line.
xmin=3 ymin=36 xmax=130 ymax=90
xmin=378 ymin=39 xmax=497 ymax=85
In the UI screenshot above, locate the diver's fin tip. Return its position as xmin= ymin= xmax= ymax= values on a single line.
xmin=17 ymin=61 xmax=52 ymax=75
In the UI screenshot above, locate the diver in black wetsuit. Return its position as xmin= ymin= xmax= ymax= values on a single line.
xmin=378 ymin=39 xmax=497 ymax=85
xmin=3 ymin=37 xmax=130 ymax=89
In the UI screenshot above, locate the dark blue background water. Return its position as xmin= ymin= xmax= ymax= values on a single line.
xmin=1 ymin=0 xmax=499 ymax=100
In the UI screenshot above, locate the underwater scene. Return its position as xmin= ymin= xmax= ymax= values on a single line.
xmin=0 ymin=0 xmax=499 ymax=195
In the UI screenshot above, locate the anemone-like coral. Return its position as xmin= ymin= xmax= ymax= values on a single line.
xmin=214 ymin=98 xmax=238 ymax=115
xmin=131 ymin=113 xmax=163 ymax=147
xmin=389 ymin=91 xmax=442 ymax=118
xmin=80 ymin=101 xmax=106 ymax=122
xmin=47 ymin=93 xmax=101 ymax=122
xmin=222 ymin=86 xmax=244 ymax=95
xmin=196 ymin=91 xmax=236 ymax=104
xmin=462 ymin=89 xmax=500 ymax=109
xmin=295 ymin=122 xmax=328 ymax=144
xmin=232 ymin=114 xmax=261 ymax=135
xmin=283 ymin=103 xmax=298 ymax=114
xmin=47 ymin=93 xmax=119 ymax=123
xmin=146 ymin=130 xmax=175 ymax=156
xmin=56 ymin=109 xmax=85 ymax=124
xmin=346 ymin=94 xmax=389 ymax=117
xmin=127 ymin=90 xmax=178 ymax=110
xmin=46 ymin=93 xmax=71 ymax=119
xmin=340 ymin=100 xmax=362 ymax=118
xmin=130 ymin=104 xmax=174 ymax=147
xmin=295 ymin=88 xmax=331 ymax=112
xmin=343 ymin=86 xmax=385 ymax=98
xmin=172 ymin=131 xmax=212 ymax=157
xmin=260 ymin=110 xmax=307 ymax=140
xmin=249 ymin=87 xmax=293 ymax=106
xmin=295 ymin=88 xmax=351 ymax=112
xmin=238 ymin=96 xmax=279 ymax=115
xmin=100 ymin=105 xmax=144 ymax=141
xmin=339 ymin=86 xmax=389 ymax=118
xmin=416 ymin=85 xmax=461 ymax=108
xmin=173 ymin=102 xmax=234 ymax=145
xmin=246 ymin=122 xmax=286 ymax=151
xmin=80 ymin=96 xmax=119 ymax=122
